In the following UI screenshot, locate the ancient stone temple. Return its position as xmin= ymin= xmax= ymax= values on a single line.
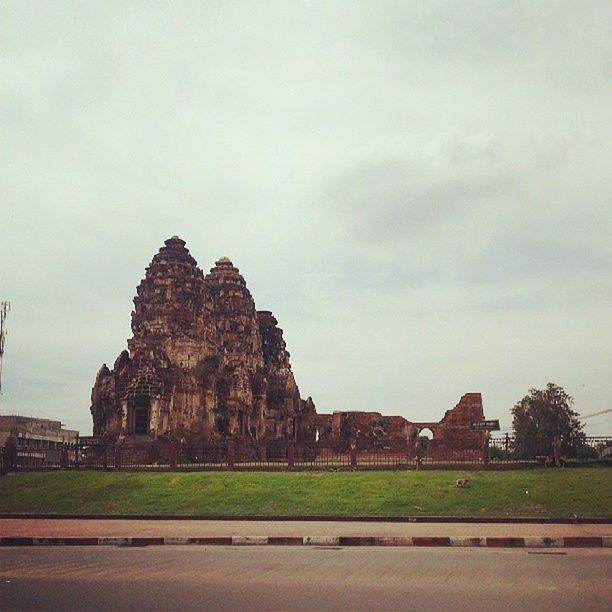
xmin=91 ymin=236 xmax=317 ymax=450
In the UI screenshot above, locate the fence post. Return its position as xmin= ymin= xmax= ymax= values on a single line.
xmin=114 ymin=447 xmax=122 ymax=470
xmin=414 ymin=439 xmax=422 ymax=470
xmin=4 ymin=436 xmax=17 ymax=470
xmin=553 ymin=435 xmax=562 ymax=467
xmin=169 ymin=444 xmax=178 ymax=470
xmin=60 ymin=444 xmax=69 ymax=469
xmin=287 ymin=439 xmax=295 ymax=471
xmin=259 ymin=445 xmax=266 ymax=462
xmin=482 ymin=433 xmax=490 ymax=467
xmin=350 ymin=440 xmax=357 ymax=469
xmin=227 ymin=440 xmax=235 ymax=471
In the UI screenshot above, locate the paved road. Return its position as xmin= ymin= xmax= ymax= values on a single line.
xmin=1 ymin=546 xmax=611 ymax=611
xmin=2 ymin=518 xmax=611 ymax=538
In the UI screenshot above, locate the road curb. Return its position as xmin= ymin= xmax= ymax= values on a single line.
xmin=0 ymin=535 xmax=609 ymax=548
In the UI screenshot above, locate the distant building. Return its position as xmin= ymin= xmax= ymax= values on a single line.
xmin=0 ymin=415 xmax=79 ymax=468
xmin=0 ymin=415 xmax=79 ymax=447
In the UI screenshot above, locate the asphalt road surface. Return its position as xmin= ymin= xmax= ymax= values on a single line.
xmin=1 ymin=546 xmax=611 ymax=611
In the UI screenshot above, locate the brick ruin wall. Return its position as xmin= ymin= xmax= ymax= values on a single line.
xmin=317 ymin=393 xmax=485 ymax=458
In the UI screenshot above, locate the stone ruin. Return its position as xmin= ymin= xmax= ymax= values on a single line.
xmin=90 ymin=236 xmax=485 ymax=459
xmin=316 ymin=393 xmax=486 ymax=459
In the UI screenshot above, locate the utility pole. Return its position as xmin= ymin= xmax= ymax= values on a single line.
xmin=0 ymin=301 xmax=10 ymax=399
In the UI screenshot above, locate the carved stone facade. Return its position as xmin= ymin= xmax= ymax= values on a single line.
xmin=90 ymin=237 xmax=485 ymax=458
xmin=91 ymin=237 xmax=316 ymax=450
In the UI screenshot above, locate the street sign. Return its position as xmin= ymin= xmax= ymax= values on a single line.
xmin=470 ymin=420 xmax=500 ymax=431
xmin=78 ymin=436 xmax=103 ymax=445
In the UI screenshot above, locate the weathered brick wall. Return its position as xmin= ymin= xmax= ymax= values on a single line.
xmin=427 ymin=393 xmax=485 ymax=459
xmin=315 ymin=393 xmax=486 ymax=456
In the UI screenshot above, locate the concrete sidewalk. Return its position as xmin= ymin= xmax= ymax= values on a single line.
xmin=2 ymin=518 xmax=611 ymax=547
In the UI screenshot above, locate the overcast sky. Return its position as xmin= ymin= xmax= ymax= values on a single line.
xmin=1 ymin=1 xmax=611 ymax=436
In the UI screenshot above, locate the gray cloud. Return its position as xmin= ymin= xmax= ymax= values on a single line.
xmin=466 ymin=239 xmax=612 ymax=285
xmin=328 ymin=153 xmax=518 ymax=243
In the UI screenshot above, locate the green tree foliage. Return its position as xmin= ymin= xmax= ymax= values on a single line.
xmin=512 ymin=383 xmax=584 ymax=459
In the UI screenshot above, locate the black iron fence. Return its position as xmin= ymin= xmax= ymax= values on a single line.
xmin=1 ymin=436 xmax=610 ymax=472
xmin=489 ymin=436 xmax=612 ymax=465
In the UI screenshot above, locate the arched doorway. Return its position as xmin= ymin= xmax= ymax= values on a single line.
xmin=418 ymin=427 xmax=434 ymax=457
xmin=129 ymin=394 xmax=150 ymax=436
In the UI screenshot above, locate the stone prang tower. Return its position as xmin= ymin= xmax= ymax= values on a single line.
xmin=90 ymin=236 xmax=317 ymax=448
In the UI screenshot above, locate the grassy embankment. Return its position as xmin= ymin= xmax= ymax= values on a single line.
xmin=0 ymin=468 xmax=610 ymax=517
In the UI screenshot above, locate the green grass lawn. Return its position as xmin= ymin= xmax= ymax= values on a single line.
xmin=0 ymin=468 xmax=610 ymax=517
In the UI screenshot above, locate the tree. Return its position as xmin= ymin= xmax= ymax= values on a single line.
xmin=418 ymin=435 xmax=430 ymax=456
xmin=511 ymin=383 xmax=584 ymax=459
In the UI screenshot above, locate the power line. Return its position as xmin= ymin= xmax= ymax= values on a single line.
xmin=579 ymin=408 xmax=612 ymax=420
xmin=495 ymin=413 xmax=611 ymax=434
xmin=582 ymin=417 xmax=612 ymax=427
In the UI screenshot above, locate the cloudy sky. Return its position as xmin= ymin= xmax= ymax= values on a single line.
xmin=1 ymin=1 xmax=611 ymax=436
